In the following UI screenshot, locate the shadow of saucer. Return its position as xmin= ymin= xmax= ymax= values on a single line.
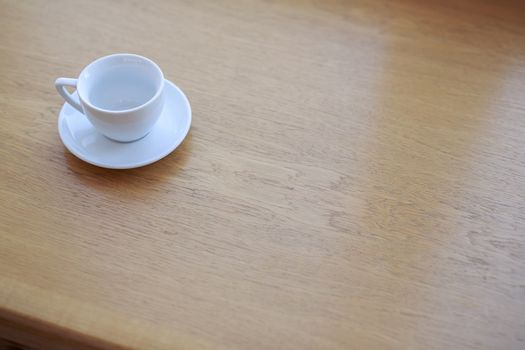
xmin=63 ymin=131 xmax=193 ymax=199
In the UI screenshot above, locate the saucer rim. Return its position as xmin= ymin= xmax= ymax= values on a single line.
xmin=58 ymin=79 xmax=192 ymax=169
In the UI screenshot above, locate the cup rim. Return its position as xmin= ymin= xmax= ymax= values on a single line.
xmin=77 ymin=53 xmax=165 ymax=115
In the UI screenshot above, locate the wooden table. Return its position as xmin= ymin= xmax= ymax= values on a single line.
xmin=1 ymin=0 xmax=525 ymax=349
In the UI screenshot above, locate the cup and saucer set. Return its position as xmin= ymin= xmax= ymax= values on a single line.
xmin=55 ymin=53 xmax=191 ymax=169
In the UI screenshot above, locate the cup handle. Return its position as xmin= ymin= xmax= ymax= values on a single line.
xmin=55 ymin=78 xmax=83 ymax=113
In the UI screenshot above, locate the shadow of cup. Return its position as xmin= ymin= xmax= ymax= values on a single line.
xmin=63 ymin=131 xmax=193 ymax=199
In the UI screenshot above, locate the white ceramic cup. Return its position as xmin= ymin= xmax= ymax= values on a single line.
xmin=55 ymin=53 xmax=165 ymax=142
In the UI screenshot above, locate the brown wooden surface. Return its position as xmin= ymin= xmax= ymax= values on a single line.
xmin=1 ymin=0 xmax=525 ymax=349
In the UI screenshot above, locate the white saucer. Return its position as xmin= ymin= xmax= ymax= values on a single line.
xmin=58 ymin=79 xmax=191 ymax=169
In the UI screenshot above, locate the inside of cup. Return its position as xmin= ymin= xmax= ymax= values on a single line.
xmin=78 ymin=55 xmax=163 ymax=112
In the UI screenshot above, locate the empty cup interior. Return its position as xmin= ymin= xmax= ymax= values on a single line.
xmin=79 ymin=55 xmax=163 ymax=112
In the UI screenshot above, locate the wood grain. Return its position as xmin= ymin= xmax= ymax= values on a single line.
xmin=1 ymin=0 xmax=525 ymax=349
